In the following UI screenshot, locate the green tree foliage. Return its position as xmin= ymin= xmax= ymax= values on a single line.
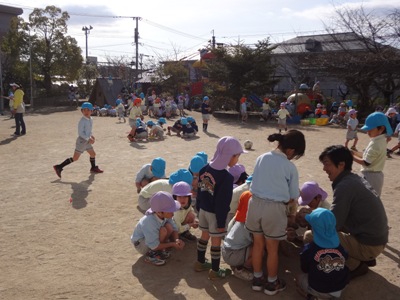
xmin=27 ymin=5 xmax=83 ymax=95
xmin=207 ymin=39 xmax=278 ymax=111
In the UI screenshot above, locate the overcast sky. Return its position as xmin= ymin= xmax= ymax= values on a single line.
xmin=2 ymin=0 xmax=398 ymax=64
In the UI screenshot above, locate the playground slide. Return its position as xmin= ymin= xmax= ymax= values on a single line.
xmin=248 ymin=94 xmax=263 ymax=107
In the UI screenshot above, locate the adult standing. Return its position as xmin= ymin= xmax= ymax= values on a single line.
xmin=10 ymin=83 xmax=26 ymax=137
xmin=318 ymin=145 xmax=388 ymax=280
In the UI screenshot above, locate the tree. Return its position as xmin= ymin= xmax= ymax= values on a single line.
xmin=27 ymin=6 xmax=83 ymax=95
xmin=207 ymin=39 xmax=278 ymax=111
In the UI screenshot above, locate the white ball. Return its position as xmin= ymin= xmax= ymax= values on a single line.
xmin=244 ymin=140 xmax=253 ymax=150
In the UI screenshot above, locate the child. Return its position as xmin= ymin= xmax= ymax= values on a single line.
xmin=127 ymin=98 xmax=142 ymax=141
xmin=146 ymin=120 xmax=164 ymax=140
xmin=188 ymin=154 xmax=207 ymax=209
xmin=138 ymin=168 xmax=193 ymax=212
xmin=228 ymin=163 xmax=248 ymax=188
xmin=314 ymin=103 xmax=322 ymax=118
xmin=116 ymin=100 xmax=126 ymax=123
xmin=296 ymin=208 xmax=348 ymax=299
xmin=187 ymin=116 xmax=199 ymax=133
xmin=352 ymin=112 xmax=393 ymax=196
xmin=260 ymin=98 xmax=271 ymax=122
xmin=201 ymin=96 xmax=211 ymax=132
xmin=177 ymin=94 xmax=185 ymax=116
xmin=133 ymin=118 xmax=149 ymax=141
xmin=130 ymin=191 xmax=185 ymax=266
xmin=157 ymin=117 xmax=167 ymax=129
xmin=135 ymin=157 xmax=166 ymax=194
xmin=53 ymin=102 xmax=103 ymax=178
xmin=227 ymin=175 xmax=252 ymax=224
xmin=164 ymin=96 xmax=172 ymax=118
xmin=222 ymin=190 xmax=254 ymax=281
xmin=246 ymin=129 xmax=305 ymax=295
xmin=298 ymin=181 xmax=330 ymax=210
xmin=276 ymin=102 xmax=291 ymax=133
xmin=240 ymin=94 xmax=248 ymax=124
xmin=172 ymin=181 xmax=198 ymax=241
xmin=344 ymin=109 xmax=359 ymax=150
xmin=181 ymin=117 xmax=196 ymax=139
xmin=153 ymin=97 xmax=161 ymax=117
xmin=195 ymin=136 xmax=246 ymax=280
xmin=167 ymin=118 xmax=183 ymax=137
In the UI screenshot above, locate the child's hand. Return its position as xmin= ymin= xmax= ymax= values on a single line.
xmin=89 ymin=136 xmax=95 ymax=144
xmin=175 ymin=239 xmax=185 ymax=250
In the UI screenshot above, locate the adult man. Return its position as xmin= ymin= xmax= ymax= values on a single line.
xmin=318 ymin=145 xmax=388 ymax=280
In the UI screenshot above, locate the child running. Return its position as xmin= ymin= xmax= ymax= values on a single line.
xmin=53 ymin=102 xmax=103 ymax=178
xmin=194 ymin=136 xmax=246 ymax=280
xmin=246 ymin=129 xmax=305 ymax=295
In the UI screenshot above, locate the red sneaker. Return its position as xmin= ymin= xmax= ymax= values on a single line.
xmin=90 ymin=166 xmax=104 ymax=173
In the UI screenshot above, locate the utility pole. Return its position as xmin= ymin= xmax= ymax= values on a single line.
xmin=134 ymin=17 xmax=140 ymax=91
xmin=211 ymin=30 xmax=216 ymax=49
xmin=82 ymin=25 xmax=93 ymax=63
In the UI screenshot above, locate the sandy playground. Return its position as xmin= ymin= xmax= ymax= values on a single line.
xmin=0 ymin=107 xmax=399 ymax=300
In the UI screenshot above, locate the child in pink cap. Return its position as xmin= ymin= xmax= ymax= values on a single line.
xmin=131 ymin=191 xmax=185 ymax=266
xmin=194 ymin=136 xmax=247 ymax=280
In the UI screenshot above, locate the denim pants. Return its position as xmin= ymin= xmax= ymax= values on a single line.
xmin=15 ymin=113 xmax=26 ymax=135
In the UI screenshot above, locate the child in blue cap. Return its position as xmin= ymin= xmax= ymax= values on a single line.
xmin=53 ymin=102 xmax=103 ymax=178
xmin=352 ymin=111 xmax=393 ymax=196
xmin=135 ymin=157 xmax=166 ymax=193
xmin=296 ymin=208 xmax=348 ymax=299
xmin=131 ymin=191 xmax=185 ymax=266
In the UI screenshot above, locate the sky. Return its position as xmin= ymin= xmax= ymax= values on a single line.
xmin=1 ymin=0 xmax=398 ymax=66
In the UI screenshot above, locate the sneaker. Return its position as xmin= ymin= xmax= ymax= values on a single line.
xmin=144 ymin=251 xmax=166 ymax=266
xmin=233 ymin=267 xmax=253 ymax=281
xmin=264 ymin=278 xmax=286 ymax=296
xmin=53 ymin=165 xmax=62 ymax=178
xmin=252 ymin=276 xmax=265 ymax=291
xmin=208 ymin=268 xmax=232 ymax=280
xmin=90 ymin=166 xmax=104 ymax=173
xmin=156 ymin=250 xmax=171 ymax=260
xmin=180 ymin=230 xmax=197 ymax=241
xmin=351 ymin=146 xmax=358 ymax=151
xmin=194 ymin=260 xmax=212 ymax=272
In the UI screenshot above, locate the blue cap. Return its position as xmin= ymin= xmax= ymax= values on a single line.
xmin=116 ymin=99 xmax=122 ymax=106
xmin=181 ymin=117 xmax=188 ymax=125
xmin=81 ymin=102 xmax=93 ymax=110
xmin=203 ymin=96 xmax=209 ymax=101
xmin=305 ymin=208 xmax=339 ymax=248
xmin=189 ymin=155 xmax=206 ymax=173
xmin=146 ymin=120 xmax=155 ymax=126
xmin=361 ymin=112 xmax=393 ymax=135
xmin=196 ymin=152 xmax=208 ymax=164
xmin=187 ymin=116 xmax=195 ymax=123
xmin=169 ymin=168 xmax=193 ymax=185
xmin=151 ymin=157 xmax=166 ymax=178
xmin=245 ymin=175 xmax=253 ymax=184
xmin=158 ymin=117 xmax=167 ymax=124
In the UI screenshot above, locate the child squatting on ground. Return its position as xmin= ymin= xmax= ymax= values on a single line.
xmin=135 ymin=157 xmax=166 ymax=194
xmin=53 ymin=102 xmax=103 ymax=178
xmin=296 ymin=208 xmax=349 ymax=300
xmin=195 ymin=136 xmax=247 ymax=280
xmin=130 ymin=191 xmax=185 ymax=266
xmin=171 ymin=181 xmax=199 ymax=241
xmin=222 ymin=190 xmax=254 ymax=281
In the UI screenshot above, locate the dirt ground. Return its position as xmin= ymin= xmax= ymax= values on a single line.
xmin=1 ymin=107 xmax=399 ymax=300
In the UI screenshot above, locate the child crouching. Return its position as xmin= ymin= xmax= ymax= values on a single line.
xmin=131 ymin=191 xmax=185 ymax=266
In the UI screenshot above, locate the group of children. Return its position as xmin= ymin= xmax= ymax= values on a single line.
xmin=52 ymin=100 xmax=393 ymax=298
xmin=127 ymin=130 xmax=353 ymax=299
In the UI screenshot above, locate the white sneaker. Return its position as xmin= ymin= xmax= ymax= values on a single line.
xmin=233 ymin=267 xmax=253 ymax=281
